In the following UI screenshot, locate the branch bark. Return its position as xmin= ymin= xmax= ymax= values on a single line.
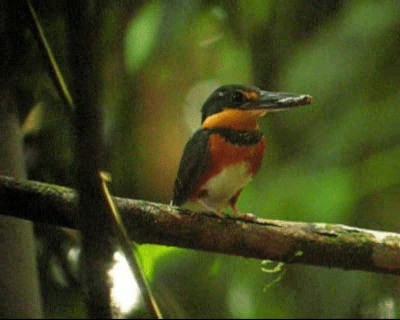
xmin=1 ymin=175 xmax=399 ymax=276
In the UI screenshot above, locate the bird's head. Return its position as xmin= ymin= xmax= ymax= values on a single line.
xmin=201 ymin=85 xmax=312 ymax=130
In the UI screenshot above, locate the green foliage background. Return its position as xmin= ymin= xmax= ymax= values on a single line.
xmin=21 ymin=0 xmax=400 ymax=318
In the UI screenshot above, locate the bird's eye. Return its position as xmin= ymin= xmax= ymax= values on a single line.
xmin=231 ymin=91 xmax=245 ymax=104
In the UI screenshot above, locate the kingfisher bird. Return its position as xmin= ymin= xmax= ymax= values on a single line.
xmin=172 ymin=85 xmax=312 ymax=219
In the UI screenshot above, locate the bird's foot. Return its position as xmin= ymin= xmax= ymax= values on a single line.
xmin=210 ymin=210 xmax=226 ymax=219
xmin=195 ymin=199 xmax=226 ymax=219
xmin=231 ymin=206 xmax=258 ymax=221
xmin=234 ymin=212 xmax=258 ymax=221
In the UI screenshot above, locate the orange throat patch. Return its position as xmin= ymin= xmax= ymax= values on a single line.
xmin=202 ymin=109 xmax=267 ymax=130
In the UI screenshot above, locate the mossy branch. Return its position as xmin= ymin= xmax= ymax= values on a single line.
xmin=1 ymin=175 xmax=399 ymax=276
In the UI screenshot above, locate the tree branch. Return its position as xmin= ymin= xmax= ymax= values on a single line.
xmin=1 ymin=175 xmax=399 ymax=276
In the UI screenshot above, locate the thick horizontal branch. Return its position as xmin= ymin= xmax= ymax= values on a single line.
xmin=1 ymin=175 xmax=400 ymax=275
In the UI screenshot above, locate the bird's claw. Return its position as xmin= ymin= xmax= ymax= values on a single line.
xmin=234 ymin=212 xmax=258 ymax=221
xmin=211 ymin=210 xmax=226 ymax=219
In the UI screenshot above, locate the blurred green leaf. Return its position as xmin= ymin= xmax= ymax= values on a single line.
xmin=124 ymin=1 xmax=162 ymax=73
xmin=137 ymin=244 xmax=177 ymax=279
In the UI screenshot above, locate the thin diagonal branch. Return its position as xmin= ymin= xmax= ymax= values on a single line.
xmin=26 ymin=0 xmax=74 ymax=111
xmin=1 ymin=175 xmax=399 ymax=276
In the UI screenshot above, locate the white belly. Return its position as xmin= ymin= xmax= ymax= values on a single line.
xmin=201 ymin=162 xmax=252 ymax=211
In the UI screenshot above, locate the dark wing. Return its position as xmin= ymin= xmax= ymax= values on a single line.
xmin=172 ymin=129 xmax=211 ymax=206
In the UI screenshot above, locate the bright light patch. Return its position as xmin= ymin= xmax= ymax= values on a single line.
xmin=227 ymin=282 xmax=255 ymax=318
xmin=377 ymin=297 xmax=396 ymax=318
xmin=67 ymin=246 xmax=80 ymax=276
xmin=108 ymin=250 xmax=142 ymax=316
xmin=183 ymin=80 xmax=221 ymax=132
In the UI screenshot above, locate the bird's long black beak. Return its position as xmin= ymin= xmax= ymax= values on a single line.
xmin=245 ymin=91 xmax=312 ymax=111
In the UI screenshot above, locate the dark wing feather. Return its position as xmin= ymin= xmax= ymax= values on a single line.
xmin=172 ymin=129 xmax=211 ymax=206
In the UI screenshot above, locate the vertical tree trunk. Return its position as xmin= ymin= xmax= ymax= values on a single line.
xmin=0 ymin=88 xmax=43 ymax=318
